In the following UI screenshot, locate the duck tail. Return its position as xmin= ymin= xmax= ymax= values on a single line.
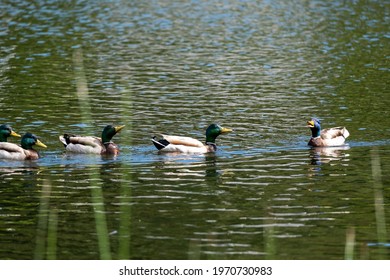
xmin=152 ymin=136 xmax=170 ymax=150
xmin=59 ymin=134 xmax=75 ymax=147
xmin=59 ymin=136 xmax=67 ymax=147
xmin=342 ymin=127 xmax=350 ymax=139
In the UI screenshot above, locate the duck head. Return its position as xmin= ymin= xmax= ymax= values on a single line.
xmin=0 ymin=124 xmax=21 ymax=142
xmin=205 ymin=124 xmax=233 ymax=143
xmin=21 ymin=133 xmax=47 ymax=150
xmin=101 ymin=125 xmax=125 ymax=143
xmin=307 ymin=118 xmax=321 ymax=138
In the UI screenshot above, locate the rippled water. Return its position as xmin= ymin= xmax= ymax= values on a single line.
xmin=0 ymin=0 xmax=389 ymax=260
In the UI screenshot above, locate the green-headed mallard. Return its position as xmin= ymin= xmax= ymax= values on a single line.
xmin=59 ymin=125 xmax=125 ymax=155
xmin=152 ymin=124 xmax=233 ymax=153
xmin=0 ymin=133 xmax=47 ymax=160
xmin=307 ymin=118 xmax=350 ymax=147
xmin=0 ymin=124 xmax=21 ymax=142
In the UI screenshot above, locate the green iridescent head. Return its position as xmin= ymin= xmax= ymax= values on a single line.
xmin=101 ymin=125 xmax=125 ymax=144
xmin=205 ymin=124 xmax=233 ymax=143
xmin=307 ymin=118 xmax=321 ymax=138
xmin=21 ymin=133 xmax=47 ymax=150
xmin=0 ymin=124 xmax=21 ymax=142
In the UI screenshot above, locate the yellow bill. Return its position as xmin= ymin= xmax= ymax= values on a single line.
xmin=11 ymin=131 xmax=21 ymax=137
xmin=221 ymin=127 xmax=233 ymax=134
xmin=307 ymin=120 xmax=314 ymax=127
xmin=115 ymin=125 xmax=125 ymax=133
xmin=35 ymin=139 xmax=47 ymax=148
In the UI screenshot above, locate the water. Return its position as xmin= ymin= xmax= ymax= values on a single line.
xmin=0 ymin=0 xmax=389 ymax=260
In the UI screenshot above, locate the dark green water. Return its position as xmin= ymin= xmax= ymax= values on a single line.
xmin=0 ymin=0 xmax=389 ymax=260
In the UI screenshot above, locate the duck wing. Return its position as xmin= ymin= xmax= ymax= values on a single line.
xmin=0 ymin=142 xmax=26 ymax=153
xmin=68 ymin=136 xmax=102 ymax=146
xmin=0 ymin=143 xmax=28 ymax=160
xmin=60 ymin=135 xmax=102 ymax=146
xmin=321 ymin=127 xmax=350 ymax=140
xmin=158 ymin=134 xmax=205 ymax=147
xmin=59 ymin=135 xmax=104 ymax=154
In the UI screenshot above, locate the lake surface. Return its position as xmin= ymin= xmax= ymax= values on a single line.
xmin=0 ymin=0 xmax=389 ymax=260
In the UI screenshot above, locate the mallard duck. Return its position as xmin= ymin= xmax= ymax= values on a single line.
xmin=0 ymin=124 xmax=21 ymax=142
xmin=307 ymin=118 xmax=350 ymax=147
xmin=152 ymin=124 xmax=233 ymax=153
xmin=59 ymin=125 xmax=125 ymax=155
xmin=0 ymin=133 xmax=47 ymax=160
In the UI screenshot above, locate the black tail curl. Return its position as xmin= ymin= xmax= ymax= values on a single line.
xmin=151 ymin=137 xmax=170 ymax=150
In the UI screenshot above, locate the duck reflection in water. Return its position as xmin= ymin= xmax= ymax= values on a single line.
xmin=309 ymin=145 xmax=350 ymax=166
xmin=151 ymin=152 xmax=227 ymax=188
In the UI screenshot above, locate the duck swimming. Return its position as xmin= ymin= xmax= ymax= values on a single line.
xmin=0 ymin=132 xmax=47 ymax=160
xmin=59 ymin=125 xmax=125 ymax=155
xmin=152 ymin=123 xmax=233 ymax=153
xmin=307 ymin=118 xmax=350 ymax=147
xmin=0 ymin=124 xmax=21 ymax=142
